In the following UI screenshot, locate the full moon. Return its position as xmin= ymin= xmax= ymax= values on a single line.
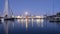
xmin=25 ymin=12 xmax=28 ymax=15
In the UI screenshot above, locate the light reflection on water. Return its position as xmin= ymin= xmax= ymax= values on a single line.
xmin=2 ymin=21 xmax=15 ymax=34
xmin=17 ymin=19 xmax=44 ymax=31
xmin=1 ymin=19 xmax=44 ymax=34
xmin=3 ymin=21 xmax=8 ymax=34
xmin=17 ymin=19 xmax=44 ymax=29
xmin=0 ymin=19 xmax=60 ymax=34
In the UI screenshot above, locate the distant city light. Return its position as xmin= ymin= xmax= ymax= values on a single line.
xmin=17 ymin=16 xmax=21 ymax=18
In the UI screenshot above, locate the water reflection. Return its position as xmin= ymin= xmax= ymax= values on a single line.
xmin=0 ymin=18 xmax=60 ymax=34
xmin=3 ymin=21 xmax=8 ymax=34
xmin=32 ymin=19 xmax=33 ymax=27
xmin=17 ymin=19 xmax=44 ymax=29
xmin=1 ymin=20 xmax=14 ymax=34
xmin=25 ymin=19 xmax=28 ymax=30
xmin=40 ymin=19 xmax=44 ymax=27
xmin=36 ymin=19 xmax=44 ymax=27
xmin=0 ymin=19 xmax=44 ymax=34
xmin=36 ymin=19 xmax=41 ymax=27
xmin=17 ymin=19 xmax=20 ymax=23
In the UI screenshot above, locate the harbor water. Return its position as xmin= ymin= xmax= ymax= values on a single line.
xmin=0 ymin=19 xmax=60 ymax=34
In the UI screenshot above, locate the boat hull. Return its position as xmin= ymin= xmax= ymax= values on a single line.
xmin=4 ymin=18 xmax=15 ymax=21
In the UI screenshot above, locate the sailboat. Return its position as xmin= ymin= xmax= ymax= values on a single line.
xmin=4 ymin=0 xmax=15 ymax=21
xmin=4 ymin=10 xmax=15 ymax=21
xmin=47 ymin=12 xmax=60 ymax=22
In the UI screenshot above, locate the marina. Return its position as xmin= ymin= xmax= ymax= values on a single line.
xmin=0 ymin=0 xmax=60 ymax=34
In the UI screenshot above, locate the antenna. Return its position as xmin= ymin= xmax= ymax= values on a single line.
xmin=53 ymin=0 xmax=54 ymax=15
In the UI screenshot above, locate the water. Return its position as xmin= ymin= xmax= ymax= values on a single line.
xmin=0 ymin=19 xmax=60 ymax=34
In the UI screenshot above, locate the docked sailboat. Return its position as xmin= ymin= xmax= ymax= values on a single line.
xmin=47 ymin=12 xmax=60 ymax=22
xmin=4 ymin=15 xmax=15 ymax=21
xmin=3 ymin=0 xmax=15 ymax=21
xmin=4 ymin=10 xmax=15 ymax=21
xmin=48 ymin=17 xmax=60 ymax=22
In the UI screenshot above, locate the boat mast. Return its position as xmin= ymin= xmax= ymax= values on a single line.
xmin=4 ymin=0 xmax=9 ymax=17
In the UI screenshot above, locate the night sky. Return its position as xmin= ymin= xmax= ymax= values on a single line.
xmin=0 ymin=0 xmax=60 ymax=16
